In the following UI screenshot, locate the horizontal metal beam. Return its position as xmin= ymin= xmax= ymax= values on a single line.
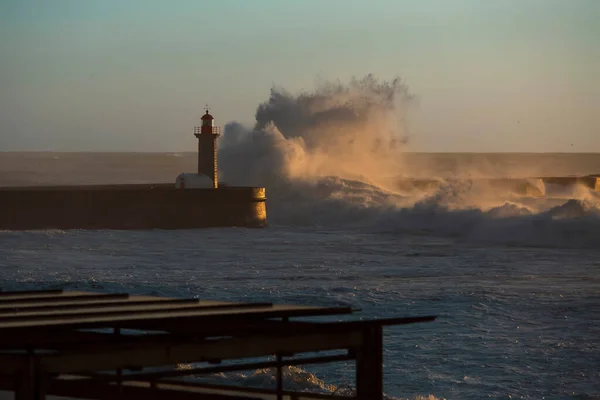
xmin=40 ymin=330 xmax=363 ymax=373
xmin=345 ymin=315 xmax=437 ymax=327
xmin=49 ymin=378 xmax=262 ymax=400
xmin=0 ymin=329 xmax=133 ymax=350
xmin=0 ymin=293 xmax=129 ymax=305
xmin=0 ymin=305 xmax=354 ymax=331
xmin=151 ymin=315 xmax=437 ymax=337
xmin=112 ymin=306 xmax=355 ymax=332
xmin=42 ymin=316 xmax=436 ymax=351
xmin=0 ymin=302 xmax=274 ymax=323
xmin=0 ymin=298 xmax=199 ymax=314
xmin=160 ymin=380 xmax=357 ymax=400
xmin=87 ymin=353 xmax=353 ymax=382
xmin=0 ymin=289 xmax=64 ymax=297
xmin=0 ymin=315 xmax=436 ymax=352
xmin=49 ymin=376 xmax=356 ymax=400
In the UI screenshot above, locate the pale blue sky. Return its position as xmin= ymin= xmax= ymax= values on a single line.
xmin=1 ymin=0 xmax=599 ymax=152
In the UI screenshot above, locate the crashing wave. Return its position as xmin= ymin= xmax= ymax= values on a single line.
xmin=545 ymin=199 xmax=600 ymax=219
xmin=215 ymin=75 xmax=600 ymax=247
xmin=486 ymin=202 xmax=533 ymax=218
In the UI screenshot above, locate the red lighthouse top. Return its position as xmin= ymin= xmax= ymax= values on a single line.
xmin=194 ymin=108 xmax=220 ymax=137
xmin=201 ymin=109 xmax=214 ymax=121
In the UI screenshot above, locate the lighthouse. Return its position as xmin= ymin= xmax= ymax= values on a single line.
xmin=193 ymin=109 xmax=221 ymax=188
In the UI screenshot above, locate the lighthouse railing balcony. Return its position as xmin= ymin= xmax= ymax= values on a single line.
xmin=194 ymin=126 xmax=221 ymax=136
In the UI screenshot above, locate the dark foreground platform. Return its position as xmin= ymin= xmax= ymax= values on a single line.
xmin=0 ymin=184 xmax=267 ymax=230
xmin=0 ymin=289 xmax=435 ymax=400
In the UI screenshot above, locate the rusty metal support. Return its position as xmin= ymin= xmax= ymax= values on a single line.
xmin=276 ymin=353 xmax=283 ymax=400
xmin=40 ymin=331 xmax=362 ymax=374
xmin=355 ymin=325 xmax=383 ymax=400
xmin=114 ymin=327 xmax=122 ymax=390
xmin=0 ymin=293 xmax=130 ymax=306
xmin=84 ymin=353 xmax=352 ymax=382
xmin=49 ymin=378 xmax=260 ymax=400
xmin=15 ymin=353 xmax=46 ymax=400
xmin=0 ymin=289 xmax=63 ymax=297
xmin=0 ymin=289 xmax=436 ymax=400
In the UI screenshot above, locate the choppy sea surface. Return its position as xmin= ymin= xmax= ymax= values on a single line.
xmin=1 ymin=152 xmax=600 ymax=400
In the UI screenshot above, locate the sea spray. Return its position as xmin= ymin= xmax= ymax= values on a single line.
xmin=219 ymin=74 xmax=414 ymax=188
xmin=215 ymin=75 xmax=600 ymax=247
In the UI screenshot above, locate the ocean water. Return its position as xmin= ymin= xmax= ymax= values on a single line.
xmin=2 ymin=76 xmax=600 ymax=400
xmin=1 ymin=152 xmax=599 ymax=400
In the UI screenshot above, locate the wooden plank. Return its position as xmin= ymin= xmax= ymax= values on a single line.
xmin=116 ymin=305 xmax=355 ymax=333
xmin=0 ymin=320 xmax=304 ymax=351
xmin=0 ymin=289 xmax=64 ymax=298
xmin=0 ymin=320 xmax=306 ymax=352
xmin=49 ymin=376 xmax=355 ymax=400
xmin=0 ymin=290 xmax=98 ymax=301
xmin=0 ymin=304 xmax=353 ymax=331
xmin=149 ymin=380 xmax=357 ymax=400
xmin=0 ymin=377 xmax=357 ymax=400
xmin=294 ymin=315 xmax=437 ymax=330
xmin=0 ymin=294 xmax=197 ymax=311
xmin=0 ymin=320 xmax=293 ymax=351
xmin=0 ymin=300 xmax=273 ymax=326
xmin=49 ymin=377 xmax=262 ymax=400
xmin=0 ymin=293 xmax=129 ymax=305
xmin=134 ymin=315 xmax=436 ymax=337
xmin=0 ymin=298 xmax=201 ymax=314
xmin=0 ymin=329 xmax=125 ymax=350
xmin=0 ymin=316 xmax=434 ymax=351
xmin=40 ymin=330 xmax=363 ymax=373
xmin=88 ymin=353 xmax=353 ymax=382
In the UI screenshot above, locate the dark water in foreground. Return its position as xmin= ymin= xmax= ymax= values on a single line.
xmin=1 ymin=227 xmax=599 ymax=400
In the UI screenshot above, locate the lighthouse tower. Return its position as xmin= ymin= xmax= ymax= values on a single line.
xmin=194 ymin=109 xmax=221 ymax=188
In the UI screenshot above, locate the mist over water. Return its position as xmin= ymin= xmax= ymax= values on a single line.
xmin=217 ymin=76 xmax=600 ymax=248
xmin=219 ymin=74 xmax=413 ymax=187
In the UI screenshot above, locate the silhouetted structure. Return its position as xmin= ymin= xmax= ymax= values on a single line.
xmin=194 ymin=109 xmax=221 ymax=188
xmin=0 ymin=289 xmax=435 ymax=400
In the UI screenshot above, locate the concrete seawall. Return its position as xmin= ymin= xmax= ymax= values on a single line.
xmin=0 ymin=184 xmax=267 ymax=230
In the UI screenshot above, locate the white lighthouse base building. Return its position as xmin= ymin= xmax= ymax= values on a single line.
xmin=175 ymin=173 xmax=214 ymax=189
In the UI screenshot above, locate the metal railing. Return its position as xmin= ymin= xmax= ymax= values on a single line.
xmin=194 ymin=126 xmax=221 ymax=136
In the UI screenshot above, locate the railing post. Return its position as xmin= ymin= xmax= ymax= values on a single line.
xmin=114 ymin=327 xmax=123 ymax=391
xmin=15 ymin=352 xmax=46 ymax=400
xmin=355 ymin=325 xmax=383 ymax=400
xmin=276 ymin=353 xmax=283 ymax=400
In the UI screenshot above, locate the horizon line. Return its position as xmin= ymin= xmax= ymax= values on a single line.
xmin=2 ymin=151 xmax=599 ymax=155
